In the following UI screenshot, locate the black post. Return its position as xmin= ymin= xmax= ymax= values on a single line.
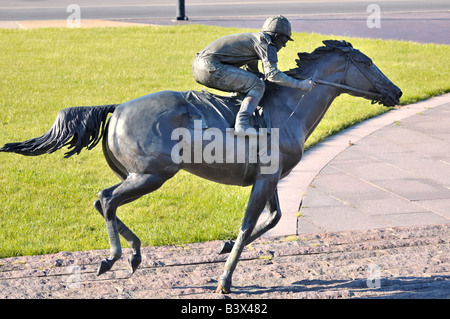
xmin=176 ymin=0 xmax=189 ymax=21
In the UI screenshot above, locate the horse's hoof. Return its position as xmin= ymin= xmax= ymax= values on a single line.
xmin=215 ymin=281 xmax=232 ymax=294
xmin=97 ymin=258 xmax=115 ymax=276
xmin=218 ymin=240 xmax=234 ymax=255
xmin=128 ymin=253 xmax=142 ymax=275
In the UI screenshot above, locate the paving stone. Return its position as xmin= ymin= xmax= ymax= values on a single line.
xmin=374 ymin=178 xmax=450 ymax=201
xmin=355 ymin=196 xmax=427 ymax=216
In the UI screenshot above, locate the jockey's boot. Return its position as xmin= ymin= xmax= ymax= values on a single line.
xmin=235 ymin=96 xmax=259 ymax=136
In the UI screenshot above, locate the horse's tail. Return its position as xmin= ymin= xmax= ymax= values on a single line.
xmin=0 ymin=104 xmax=117 ymax=158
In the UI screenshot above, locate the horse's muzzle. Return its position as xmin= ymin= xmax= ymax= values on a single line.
xmin=378 ymin=87 xmax=402 ymax=107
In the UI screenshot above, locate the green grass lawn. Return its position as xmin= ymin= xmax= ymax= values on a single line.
xmin=0 ymin=25 xmax=449 ymax=258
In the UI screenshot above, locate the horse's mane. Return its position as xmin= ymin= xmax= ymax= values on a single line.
xmin=285 ymin=40 xmax=353 ymax=78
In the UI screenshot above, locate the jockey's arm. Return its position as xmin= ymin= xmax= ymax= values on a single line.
xmin=256 ymin=38 xmax=314 ymax=91
xmin=263 ymin=60 xmax=314 ymax=91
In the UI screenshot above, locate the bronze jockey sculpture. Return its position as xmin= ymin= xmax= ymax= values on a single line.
xmin=193 ymin=16 xmax=316 ymax=134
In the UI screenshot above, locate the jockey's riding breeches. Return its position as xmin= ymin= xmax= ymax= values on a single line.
xmin=192 ymin=56 xmax=266 ymax=101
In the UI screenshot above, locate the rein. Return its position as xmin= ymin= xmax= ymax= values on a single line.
xmin=295 ymin=75 xmax=382 ymax=101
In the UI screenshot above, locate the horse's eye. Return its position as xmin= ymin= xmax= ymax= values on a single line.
xmin=365 ymin=60 xmax=373 ymax=67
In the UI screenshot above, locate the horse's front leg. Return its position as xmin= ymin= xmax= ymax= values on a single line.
xmin=216 ymin=173 xmax=280 ymax=294
xmin=245 ymin=188 xmax=282 ymax=243
xmin=218 ymin=189 xmax=281 ymax=254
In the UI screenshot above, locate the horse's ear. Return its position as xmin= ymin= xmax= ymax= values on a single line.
xmin=342 ymin=40 xmax=353 ymax=48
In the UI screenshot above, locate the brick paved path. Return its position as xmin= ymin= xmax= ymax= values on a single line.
xmin=1 ymin=224 xmax=448 ymax=299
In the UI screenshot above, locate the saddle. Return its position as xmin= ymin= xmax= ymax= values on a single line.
xmin=181 ymin=90 xmax=270 ymax=132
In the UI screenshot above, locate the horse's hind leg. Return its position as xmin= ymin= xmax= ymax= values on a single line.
xmin=96 ymin=173 xmax=170 ymax=276
xmin=94 ymin=199 xmax=142 ymax=274
xmin=96 ymin=132 xmax=143 ymax=272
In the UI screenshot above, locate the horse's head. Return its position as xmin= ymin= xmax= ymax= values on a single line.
xmin=324 ymin=40 xmax=402 ymax=106
xmin=292 ymin=40 xmax=402 ymax=107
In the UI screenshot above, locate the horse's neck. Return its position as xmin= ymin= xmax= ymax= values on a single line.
xmin=274 ymin=70 xmax=343 ymax=145
xmin=300 ymin=72 xmax=343 ymax=140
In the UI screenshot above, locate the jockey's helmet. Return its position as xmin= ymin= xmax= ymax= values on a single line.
xmin=261 ymin=15 xmax=294 ymax=41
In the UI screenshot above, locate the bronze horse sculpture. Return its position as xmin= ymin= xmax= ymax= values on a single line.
xmin=0 ymin=40 xmax=401 ymax=293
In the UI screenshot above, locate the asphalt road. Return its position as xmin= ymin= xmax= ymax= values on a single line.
xmin=1 ymin=0 xmax=449 ymax=21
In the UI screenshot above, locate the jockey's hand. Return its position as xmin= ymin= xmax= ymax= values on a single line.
xmin=298 ymin=70 xmax=317 ymax=92
xmin=298 ymin=79 xmax=316 ymax=92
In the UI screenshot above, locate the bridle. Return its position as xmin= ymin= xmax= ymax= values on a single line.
xmin=297 ymin=51 xmax=383 ymax=104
